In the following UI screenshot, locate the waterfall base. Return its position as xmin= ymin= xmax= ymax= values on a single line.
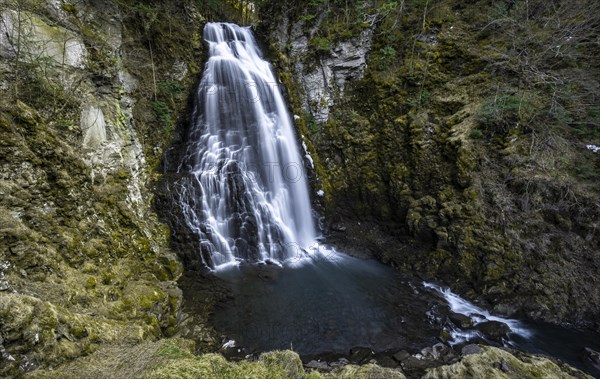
xmin=175 ymin=251 xmax=600 ymax=377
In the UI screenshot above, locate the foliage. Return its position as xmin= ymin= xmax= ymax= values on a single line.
xmin=151 ymin=80 xmax=184 ymax=132
xmin=159 ymin=80 xmax=183 ymax=106
xmin=469 ymin=129 xmax=483 ymax=139
xmin=152 ymin=100 xmax=174 ymax=132
xmin=310 ymin=36 xmax=332 ymax=53
xmin=375 ymin=45 xmax=397 ymax=67
xmin=476 ymin=94 xmax=525 ymax=134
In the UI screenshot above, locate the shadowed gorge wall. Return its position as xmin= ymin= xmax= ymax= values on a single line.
xmin=258 ymin=0 xmax=600 ymax=325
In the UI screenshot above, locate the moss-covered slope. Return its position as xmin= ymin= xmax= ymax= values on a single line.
xmin=24 ymin=339 xmax=591 ymax=379
xmin=0 ymin=0 xmax=205 ymax=375
xmin=260 ymin=0 xmax=600 ymax=324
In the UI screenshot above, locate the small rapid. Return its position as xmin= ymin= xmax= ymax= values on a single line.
xmin=423 ymin=282 xmax=533 ymax=344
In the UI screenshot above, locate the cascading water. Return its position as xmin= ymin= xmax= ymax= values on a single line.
xmin=175 ymin=23 xmax=316 ymax=269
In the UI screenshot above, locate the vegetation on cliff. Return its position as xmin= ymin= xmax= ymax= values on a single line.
xmin=260 ymin=0 xmax=600 ymax=325
xmin=0 ymin=0 xmax=205 ymax=375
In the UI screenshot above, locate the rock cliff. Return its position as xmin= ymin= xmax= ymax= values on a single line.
xmin=260 ymin=0 xmax=600 ymax=325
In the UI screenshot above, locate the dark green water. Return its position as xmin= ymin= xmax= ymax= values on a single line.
xmin=211 ymin=252 xmax=600 ymax=377
xmin=213 ymin=253 xmax=442 ymax=354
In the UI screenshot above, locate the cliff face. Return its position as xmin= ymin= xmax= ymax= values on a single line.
xmin=260 ymin=0 xmax=600 ymax=325
xmin=0 ymin=0 xmax=205 ymax=375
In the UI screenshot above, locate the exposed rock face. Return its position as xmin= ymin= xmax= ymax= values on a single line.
xmin=261 ymin=0 xmax=600 ymax=326
xmin=0 ymin=0 xmax=204 ymax=376
xmin=269 ymin=10 xmax=374 ymax=123
xmin=0 ymin=9 xmax=88 ymax=67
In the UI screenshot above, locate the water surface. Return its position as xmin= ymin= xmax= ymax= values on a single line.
xmin=211 ymin=251 xmax=600 ymax=377
xmin=212 ymin=253 xmax=442 ymax=355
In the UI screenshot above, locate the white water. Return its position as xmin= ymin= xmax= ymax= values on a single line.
xmin=176 ymin=23 xmax=316 ymax=269
xmin=423 ymin=282 xmax=533 ymax=344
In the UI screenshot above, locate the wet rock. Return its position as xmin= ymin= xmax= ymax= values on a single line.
xmin=373 ymin=354 xmax=400 ymax=368
xmin=393 ymin=350 xmax=411 ymax=362
xmin=493 ymin=303 xmax=520 ymax=317
xmin=305 ymin=359 xmax=329 ymax=370
xmin=476 ymin=321 xmax=510 ymax=341
xmin=421 ymin=343 xmax=451 ymax=360
xmin=329 ymin=357 xmax=350 ymax=368
xmin=331 ymin=223 xmax=347 ymax=232
xmin=583 ymin=347 xmax=600 ymax=365
xmin=439 ymin=329 xmax=452 ymax=342
xmin=461 ymin=344 xmax=483 ymax=356
xmin=401 ymin=356 xmax=437 ymax=370
xmin=448 ymin=312 xmax=473 ymax=328
xmin=350 ymin=346 xmax=373 ymax=364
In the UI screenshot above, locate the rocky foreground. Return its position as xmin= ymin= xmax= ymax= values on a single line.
xmin=23 ymin=339 xmax=593 ymax=379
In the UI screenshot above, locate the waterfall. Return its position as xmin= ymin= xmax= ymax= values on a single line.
xmin=175 ymin=23 xmax=316 ymax=269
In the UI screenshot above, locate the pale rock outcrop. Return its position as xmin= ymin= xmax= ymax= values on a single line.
xmin=274 ymin=12 xmax=374 ymax=124
xmin=0 ymin=10 xmax=87 ymax=68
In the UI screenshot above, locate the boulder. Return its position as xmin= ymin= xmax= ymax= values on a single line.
xmin=392 ymin=350 xmax=411 ymax=362
xmin=373 ymin=354 xmax=400 ymax=368
xmin=461 ymin=344 xmax=483 ymax=356
xmin=583 ymin=347 xmax=600 ymax=365
xmin=448 ymin=312 xmax=473 ymax=328
xmin=349 ymin=346 xmax=373 ymax=364
xmin=476 ymin=321 xmax=510 ymax=342
xmin=420 ymin=343 xmax=451 ymax=361
xmin=306 ymin=360 xmax=329 ymax=370
xmin=401 ymin=356 xmax=437 ymax=371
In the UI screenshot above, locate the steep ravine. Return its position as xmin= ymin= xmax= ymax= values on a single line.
xmin=0 ymin=0 xmax=598 ymax=378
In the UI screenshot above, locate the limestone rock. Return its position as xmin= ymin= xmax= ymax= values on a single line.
xmin=0 ymin=10 xmax=87 ymax=68
xmin=279 ymin=13 xmax=374 ymax=124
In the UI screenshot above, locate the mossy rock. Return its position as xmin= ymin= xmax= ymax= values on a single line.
xmin=140 ymin=349 xmax=312 ymax=379
xmin=324 ymin=364 xmax=406 ymax=379
xmin=422 ymin=346 xmax=592 ymax=379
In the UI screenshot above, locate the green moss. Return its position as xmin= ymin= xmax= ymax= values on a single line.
xmin=141 ymin=350 xmax=314 ymax=379
xmin=324 ymin=364 xmax=406 ymax=379
xmin=85 ymin=276 xmax=97 ymax=290
xmin=259 ymin=350 xmax=305 ymax=379
xmin=422 ymin=346 xmax=592 ymax=379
